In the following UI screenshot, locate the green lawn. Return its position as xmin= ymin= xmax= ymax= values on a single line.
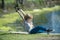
xmin=0 ymin=33 xmax=60 ymax=40
xmin=0 ymin=12 xmax=21 ymax=31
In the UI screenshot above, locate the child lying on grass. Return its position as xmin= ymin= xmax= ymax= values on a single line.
xmin=17 ymin=9 xmax=53 ymax=34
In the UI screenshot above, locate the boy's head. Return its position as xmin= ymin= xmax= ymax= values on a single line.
xmin=24 ymin=14 xmax=33 ymax=22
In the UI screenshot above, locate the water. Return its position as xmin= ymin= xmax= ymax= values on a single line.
xmin=51 ymin=11 xmax=60 ymax=33
xmin=41 ymin=11 xmax=60 ymax=33
xmin=51 ymin=11 xmax=56 ymax=33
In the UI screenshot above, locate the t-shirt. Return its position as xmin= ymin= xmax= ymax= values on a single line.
xmin=24 ymin=21 xmax=34 ymax=32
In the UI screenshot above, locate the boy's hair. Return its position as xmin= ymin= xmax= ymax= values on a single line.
xmin=24 ymin=14 xmax=33 ymax=20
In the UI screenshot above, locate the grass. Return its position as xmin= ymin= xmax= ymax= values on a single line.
xmin=0 ymin=33 xmax=60 ymax=40
xmin=0 ymin=12 xmax=24 ymax=32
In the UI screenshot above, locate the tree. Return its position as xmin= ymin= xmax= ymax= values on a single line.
xmin=19 ymin=0 xmax=23 ymax=5
xmin=1 ymin=0 xmax=7 ymax=12
xmin=15 ymin=0 xmax=23 ymax=9
xmin=1 ymin=0 xmax=5 ymax=10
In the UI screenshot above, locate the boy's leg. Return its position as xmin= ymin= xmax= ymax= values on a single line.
xmin=37 ymin=26 xmax=53 ymax=33
xmin=38 ymin=30 xmax=46 ymax=33
xmin=37 ymin=26 xmax=47 ymax=31
xmin=29 ymin=26 xmax=47 ymax=34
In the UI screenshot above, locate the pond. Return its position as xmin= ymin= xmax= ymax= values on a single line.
xmin=40 ymin=11 xmax=60 ymax=33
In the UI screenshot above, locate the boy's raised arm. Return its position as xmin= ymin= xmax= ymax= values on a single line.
xmin=16 ymin=7 xmax=26 ymax=19
xmin=17 ymin=10 xmax=25 ymax=20
xmin=19 ymin=9 xmax=26 ymax=16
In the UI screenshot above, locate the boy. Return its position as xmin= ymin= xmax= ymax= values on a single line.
xmin=17 ymin=9 xmax=52 ymax=34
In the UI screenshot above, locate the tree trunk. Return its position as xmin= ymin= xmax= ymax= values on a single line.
xmin=1 ymin=0 xmax=5 ymax=10
xmin=15 ymin=0 xmax=24 ymax=9
xmin=19 ymin=0 xmax=23 ymax=5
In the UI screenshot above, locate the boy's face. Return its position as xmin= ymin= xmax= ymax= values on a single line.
xmin=27 ymin=18 xmax=32 ymax=23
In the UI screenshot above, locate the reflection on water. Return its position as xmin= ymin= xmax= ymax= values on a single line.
xmin=52 ymin=11 xmax=60 ymax=33
xmin=50 ymin=11 xmax=60 ymax=33
xmin=41 ymin=11 xmax=60 ymax=33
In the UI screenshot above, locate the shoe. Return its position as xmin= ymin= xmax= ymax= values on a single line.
xmin=47 ymin=29 xmax=53 ymax=34
xmin=47 ymin=29 xmax=53 ymax=32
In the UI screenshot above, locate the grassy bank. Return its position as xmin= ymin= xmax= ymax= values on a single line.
xmin=0 ymin=33 xmax=60 ymax=40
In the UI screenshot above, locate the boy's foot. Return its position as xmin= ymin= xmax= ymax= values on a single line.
xmin=47 ymin=29 xmax=53 ymax=32
xmin=47 ymin=29 xmax=53 ymax=34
